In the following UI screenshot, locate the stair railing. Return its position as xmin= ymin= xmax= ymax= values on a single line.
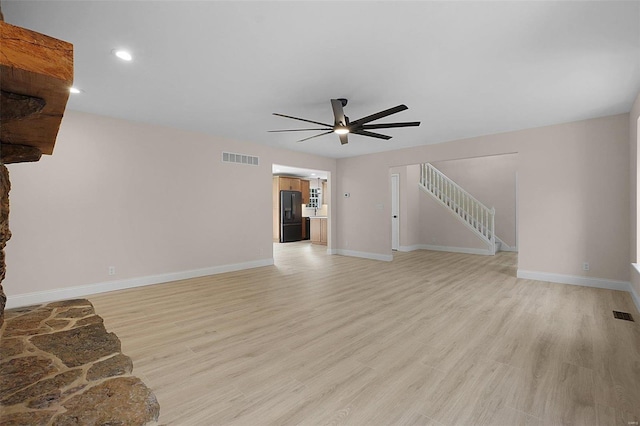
xmin=419 ymin=163 xmax=496 ymax=254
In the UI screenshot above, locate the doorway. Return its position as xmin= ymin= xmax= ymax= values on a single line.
xmin=272 ymin=164 xmax=331 ymax=251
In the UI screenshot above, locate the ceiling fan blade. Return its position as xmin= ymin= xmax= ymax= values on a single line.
xmin=297 ymin=130 xmax=334 ymax=143
xmin=269 ymin=128 xmax=332 ymax=132
xmin=339 ymin=133 xmax=348 ymax=145
xmin=331 ymin=99 xmax=347 ymax=127
xmin=352 ymin=129 xmax=392 ymax=140
xmin=350 ymin=105 xmax=408 ymax=127
xmin=273 ymin=113 xmax=332 ymax=128
xmin=362 ymin=121 xmax=421 ymax=129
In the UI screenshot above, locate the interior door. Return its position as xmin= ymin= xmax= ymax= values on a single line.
xmin=391 ymin=174 xmax=399 ymax=250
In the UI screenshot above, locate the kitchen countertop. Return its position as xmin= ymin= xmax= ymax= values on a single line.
xmin=308 ymin=216 xmax=327 ymax=219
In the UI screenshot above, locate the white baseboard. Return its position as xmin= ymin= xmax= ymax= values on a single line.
xmin=629 ymin=264 xmax=640 ymax=313
xmin=495 ymin=237 xmax=518 ymax=252
xmin=399 ymin=244 xmax=492 ymax=256
xmin=335 ymin=249 xmax=393 ymax=262
xmin=630 ymin=286 xmax=640 ymax=314
xmin=5 ymin=258 xmax=274 ymax=309
xmin=397 ymin=244 xmax=424 ymax=252
xmin=517 ymin=269 xmax=639 ymax=313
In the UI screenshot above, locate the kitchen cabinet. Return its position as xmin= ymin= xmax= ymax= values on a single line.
xmin=279 ymin=177 xmax=300 ymax=191
xmin=301 ymin=179 xmax=310 ymax=205
xmin=310 ymin=217 xmax=327 ymax=245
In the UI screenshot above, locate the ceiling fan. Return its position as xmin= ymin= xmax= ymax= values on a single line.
xmin=270 ymin=98 xmax=420 ymax=145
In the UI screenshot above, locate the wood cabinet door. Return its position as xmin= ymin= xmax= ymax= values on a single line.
xmin=301 ymin=180 xmax=310 ymax=204
xmin=310 ymin=219 xmax=321 ymax=243
xmin=320 ymin=218 xmax=327 ymax=244
xmin=289 ymin=178 xmax=301 ymax=192
xmin=279 ymin=177 xmax=301 ymax=192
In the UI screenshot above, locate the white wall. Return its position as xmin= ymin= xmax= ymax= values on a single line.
xmin=5 ymin=111 xmax=336 ymax=304
xmin=337 ymin=114 xmax=630 ymax=283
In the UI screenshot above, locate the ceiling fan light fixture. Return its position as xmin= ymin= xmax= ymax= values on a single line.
xmin=334 ymin=127 xmax=349 ymax=135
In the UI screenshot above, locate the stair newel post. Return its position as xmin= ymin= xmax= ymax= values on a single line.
xmin=491 ymin=207 xmax=496 ymax=254
xmin=484 ymin=209 xmax=488 ymax=237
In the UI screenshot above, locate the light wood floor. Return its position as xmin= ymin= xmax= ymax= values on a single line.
xmin=89 ymin=243 xmax=640 ymax=425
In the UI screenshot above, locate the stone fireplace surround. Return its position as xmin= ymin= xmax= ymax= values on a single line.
xmin=0 ymin=298 xmax=159 ymax=425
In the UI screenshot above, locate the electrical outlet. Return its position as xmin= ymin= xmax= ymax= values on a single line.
xmin=108 ymin=266 xmax=116 ymax=276
xmin=583 ymin=262 xmax=590 ymax=271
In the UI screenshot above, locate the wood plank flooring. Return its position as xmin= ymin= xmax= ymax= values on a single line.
xmin=89 ymin=243 xmax=640 ymax=425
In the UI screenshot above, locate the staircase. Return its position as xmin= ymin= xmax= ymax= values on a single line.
xmin=419 ymin=163 xmax=497 ymax=255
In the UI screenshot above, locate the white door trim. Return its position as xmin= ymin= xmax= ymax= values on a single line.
xmin=391 ymin=173 xmax=400 ymax=251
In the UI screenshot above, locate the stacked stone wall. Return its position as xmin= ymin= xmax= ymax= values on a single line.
xmin=0 ymin=299 xmax=159 ymax=425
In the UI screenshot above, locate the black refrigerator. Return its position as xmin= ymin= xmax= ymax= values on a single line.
xmin=280 ymin=190 xmax=302 ymax=243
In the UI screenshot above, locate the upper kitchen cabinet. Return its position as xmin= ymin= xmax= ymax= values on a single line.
xmin=279 ymin=177 xmax=301 ymax=192
xmin=300 ymin=179 xmax=310 ymax=204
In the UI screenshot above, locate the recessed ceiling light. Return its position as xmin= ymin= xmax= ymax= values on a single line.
xmin=69 ymin=87 xmax=82 ymax=94
xmin=113 ymin=49 xmax=133 ymax=61
xmin=311 ymin=173 xmax=316 ymax=176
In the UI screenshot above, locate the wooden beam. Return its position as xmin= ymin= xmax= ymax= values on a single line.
xmin=0 ymin=21 xmax=73 ymax=157
xmin=0 ymin=90 xmax=46 ymax=121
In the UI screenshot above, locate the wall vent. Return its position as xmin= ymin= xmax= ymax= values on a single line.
xmin=222 ymin=152 xmax=259 ymax=166
xmin=613 ymin=311 xmax=634 ymax=322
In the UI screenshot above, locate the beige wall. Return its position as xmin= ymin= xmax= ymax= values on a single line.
xmin=337 ymin=114 xmax=630 ymax=282
xmin=630 ymin=91 xmax=640 ymax=298
xmin=418 ymin=190 xmax=488 ymax=252
xmin=5 ymin=111 xmax=336 ymax=300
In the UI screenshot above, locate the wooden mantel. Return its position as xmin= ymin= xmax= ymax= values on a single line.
xmin=0 ymin=20 xmax=73 ymax=163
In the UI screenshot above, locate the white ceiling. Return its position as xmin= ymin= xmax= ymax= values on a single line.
xmin=3 ymin=1 xmax=639 ymax=159
xmin=272 ymin=164 xmax=328 ymax=180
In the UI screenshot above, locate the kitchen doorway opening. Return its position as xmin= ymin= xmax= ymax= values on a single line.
xmin=272 ymin=164 xmax=331 ymax=256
